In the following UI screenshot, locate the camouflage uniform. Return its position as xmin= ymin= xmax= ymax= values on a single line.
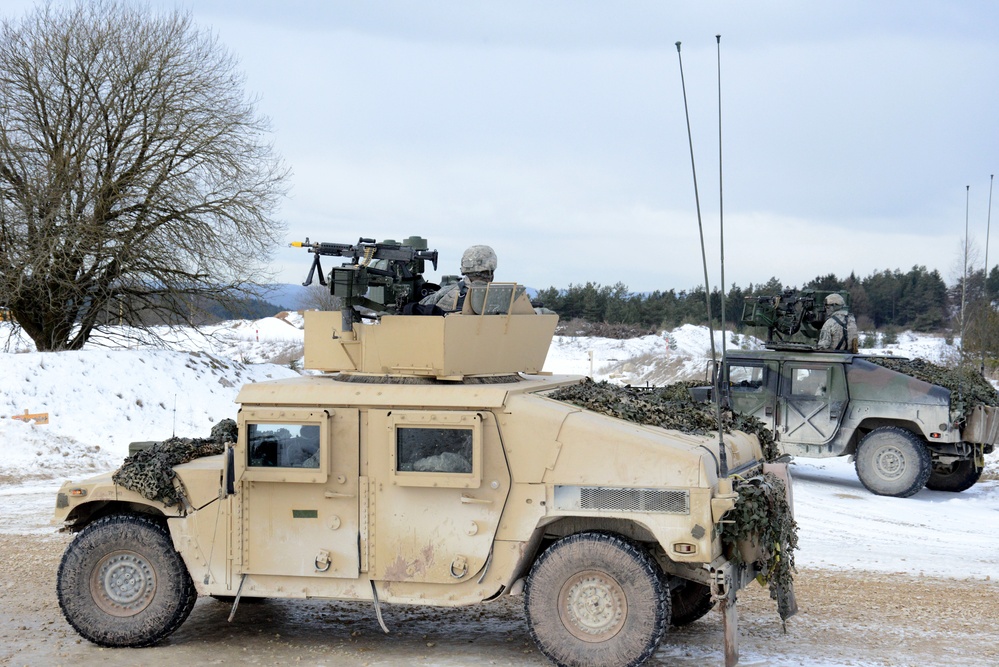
xmin=419 ymin=245 xmax=497 ymax=312
xmin=818 ymin=294 xmax=859 ymax=352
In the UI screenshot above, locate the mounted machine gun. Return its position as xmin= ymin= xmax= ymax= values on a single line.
xmin=292 ymin=236 xmax=439 ymax=331
xmin=741 ymin=288 xmax=847 ymax=348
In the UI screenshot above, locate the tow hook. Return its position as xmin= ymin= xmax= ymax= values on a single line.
xmin=710 ymin=566 xmax=731 ymax=601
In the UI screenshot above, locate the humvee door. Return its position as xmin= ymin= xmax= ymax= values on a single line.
xmin=778 ymin=362 xmax=848 ymax=453
xmin=726 ymin=360 xmax=778 ymax=429
xmin=367 ymin=409 xmax=510 ymax=585
xmin=237 ymin=408 xmax=361 ymax=579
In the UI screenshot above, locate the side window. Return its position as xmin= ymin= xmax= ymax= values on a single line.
xmin=248 ymin=423 xmax=321 ymax=469
xmin=396 ymin=427 xmax=473 ymax=474
xmin=728 ymin=364 xmax=765 ymax=391
xmin=789 ymin=366 xmax=830 ymax=397
xmin=388 ymin=411 xmax=483 ymax=489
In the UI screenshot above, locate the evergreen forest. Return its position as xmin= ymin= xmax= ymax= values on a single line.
xmin=534 ymin=265 xmax=999 ymax=355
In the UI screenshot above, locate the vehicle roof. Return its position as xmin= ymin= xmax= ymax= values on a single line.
xmin=236 ymin=373 xmax=584 ymax=409
xmin=724 ymin=349 xmax=907 ymax=364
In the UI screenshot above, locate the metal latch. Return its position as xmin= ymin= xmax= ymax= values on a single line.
xmin=450 ymin=555 xmax=468 ymax=578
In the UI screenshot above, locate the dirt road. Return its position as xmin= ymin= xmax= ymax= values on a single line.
xmin=1 ymin=531 xmax=995 ymax=667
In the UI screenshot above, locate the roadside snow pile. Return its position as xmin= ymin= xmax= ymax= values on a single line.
xmin=865 ymin=331 xmax=958 ymax=365
xmin=151 ymin=313 xmax=305 ymax=365
xmin=1 ymin=313 xmax=306 ymax=365
xmin=0 ymin=349 xmax=299 ymax=483
xmin=546 ymin=324 xmax=763 ymax=386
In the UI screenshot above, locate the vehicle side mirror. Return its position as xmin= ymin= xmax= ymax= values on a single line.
xmin=688 ymin=386 xmax=712 ymax=403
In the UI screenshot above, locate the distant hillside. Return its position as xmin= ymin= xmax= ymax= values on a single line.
xmin=261 ymin=283 xmax=310 ymax=311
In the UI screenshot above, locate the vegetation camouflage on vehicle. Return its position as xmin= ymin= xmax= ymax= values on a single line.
xmin=719 ymin=472 xmax=798 ymax=626
xmin=550 ymin=378 xmax=798 ymax=624
xmin=549 ymin=378 xmax=780 ymax=461
xmin=111 ymin=419 xmax=237 ymax=506
xmin=866 ymin=357 xmax=999 ymax=421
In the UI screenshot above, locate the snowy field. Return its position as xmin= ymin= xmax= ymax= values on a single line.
xmin=1 ymin=315 xmax=997 ymax=584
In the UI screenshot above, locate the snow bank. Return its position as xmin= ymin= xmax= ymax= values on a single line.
xmin=0 ymin=348 xmax=298 ymax=483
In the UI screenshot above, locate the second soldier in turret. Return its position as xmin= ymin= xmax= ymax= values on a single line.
xmin=817 ymin=293 xmax=859 ymax=352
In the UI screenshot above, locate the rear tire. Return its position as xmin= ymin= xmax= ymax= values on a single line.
xmin=524 ymin=532 xmax=669 ymax=667
xmin=854 ymin=426 xmax=932 ymax=498
xmin=925 ymin=458 xmax=983 ymax=492
xmin=668 ymin=580 xmax=715 ymax=627
xmin=57 ymin=514 xmax=197 ymax=647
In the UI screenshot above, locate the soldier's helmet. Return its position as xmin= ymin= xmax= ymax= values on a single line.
xmin=825 ymin=293 xmax=845 ymax=308
xmin=460 ymin=245 xmax=498 ymax=275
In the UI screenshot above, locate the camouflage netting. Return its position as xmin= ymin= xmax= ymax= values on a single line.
xmin=550 ymin=378 xmax=797 ymax=625
xmin=112 ymin=418 xmax=237 ymax=507
xmin=549 ymin=378 xmax=781 ymax=462
xmin=719 ymin=472 xmax=798 ymax=626
xmin=867 ymin=357 xmax=999 ymax=421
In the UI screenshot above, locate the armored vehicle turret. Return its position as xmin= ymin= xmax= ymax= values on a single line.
xmin=54 ymin=237 xmax=794 ymax=667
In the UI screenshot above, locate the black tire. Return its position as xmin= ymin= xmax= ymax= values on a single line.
xmin=668 ymin=579 xmax=715 ymax=627
xmin=57 ymin=513 xmax=197 ymax=647
xmin=925 ymin=458 xmax=983 ymax=492
xmin=524 ymin=532 xmax=669 ymax=667
xmin=854 ymin=426 xmax=932 ymax=498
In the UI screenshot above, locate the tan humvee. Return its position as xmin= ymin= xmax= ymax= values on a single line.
xmin=54 ymin=283 xmax=781 ymax=667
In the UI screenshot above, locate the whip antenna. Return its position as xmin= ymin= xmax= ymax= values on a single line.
xmin=676 ymin=41 xmax=728 ymax=479
xmin=961 ymin=185 xmax=970 ymax=360
xmin=717 ymin=35 xmax=728 ymax=385
xmin=983 ymin=174 xmax=994 ymax=376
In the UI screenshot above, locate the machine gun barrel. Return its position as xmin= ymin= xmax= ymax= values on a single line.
xmin=291 ymin=236 xmax=439 ymax=331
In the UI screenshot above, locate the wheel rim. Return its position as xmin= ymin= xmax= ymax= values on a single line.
xmin=90 ymin=550 xmax=157 ymax=617
xmin=873 ymin=445 xmax=906 ymax=480
xmin=558 ymin=569 xmax=628 ymax=643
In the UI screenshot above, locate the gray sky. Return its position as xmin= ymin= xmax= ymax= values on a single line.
xmin=5 ymin=1 xmax=998 ymax=293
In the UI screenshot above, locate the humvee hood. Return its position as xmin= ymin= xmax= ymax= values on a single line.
xmin=847 ymin=358 xmax=950 ymax=405
xmin=172 ymin=453 xmax=224 ymax=509
xmin=548 ymin=408 xmax=758 ymax=488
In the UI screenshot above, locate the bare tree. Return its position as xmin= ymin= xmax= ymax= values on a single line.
xmin=0 ymin=1 xmax=288 ymax=351
xmin=298 ymin=282 xmax=342 ymax=312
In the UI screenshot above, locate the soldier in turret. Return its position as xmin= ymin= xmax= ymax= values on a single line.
xmin=419 ymin=244 xmax=497 ymax=312
xmin=817 ymin=293 xmax=859 ymax=352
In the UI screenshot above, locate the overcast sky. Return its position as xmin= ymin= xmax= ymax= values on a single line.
xmin=5 ymin=1 xmax=999 ymax=293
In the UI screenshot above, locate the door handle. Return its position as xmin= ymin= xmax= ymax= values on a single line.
xmin=324 ymin=491 xmax=355 ymax=499
xmin=460 ymin=495 xmax=492 ymax=505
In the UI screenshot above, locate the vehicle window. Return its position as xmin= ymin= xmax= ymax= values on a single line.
xmin=729 ymin=364 xmax=764 ymax=390
xmin=790 ymin=367 xmax=829 ymax=397
xmin=247 ymin=423 xmax=320 ymax=468
xmin=396 ymin=427 xmax=473 ymax=474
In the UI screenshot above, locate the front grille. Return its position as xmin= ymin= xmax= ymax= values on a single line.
xmin=554 ymin=486 xmax=690 ymax=514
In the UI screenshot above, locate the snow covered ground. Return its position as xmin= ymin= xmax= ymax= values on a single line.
xmin=1 ymin=316 xmax=997 ymax=585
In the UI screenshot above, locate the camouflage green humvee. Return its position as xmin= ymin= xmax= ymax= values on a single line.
xmin=702 ymin=349 xmax=998 ymax=498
